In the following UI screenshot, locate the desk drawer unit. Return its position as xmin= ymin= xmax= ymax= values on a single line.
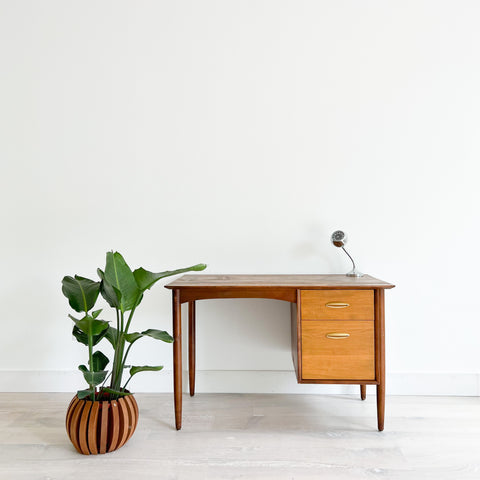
xmin=302 ymin=320 xmax=374 ymax=379
xmin=297 ymin=289 xmax=375 ymax=381
xmin=301 ymin=290 xmax=374 ymax=320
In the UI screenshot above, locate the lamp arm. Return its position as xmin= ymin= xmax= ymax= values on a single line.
xmin=341 ymin=246 xmax=356 ymax=270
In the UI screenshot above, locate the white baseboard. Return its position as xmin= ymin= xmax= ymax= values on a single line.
xmin=0 ymin=370 xmax=478 ymax=396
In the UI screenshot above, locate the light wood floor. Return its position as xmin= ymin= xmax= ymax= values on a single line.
xmin=0 ymin=392 xmax=479 ymax=479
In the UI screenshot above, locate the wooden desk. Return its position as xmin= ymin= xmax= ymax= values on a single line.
xmin=165 ymin=274 xmax=394 ymax=431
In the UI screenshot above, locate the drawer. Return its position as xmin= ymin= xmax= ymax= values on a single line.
xmin=301 ymin=320 xmax=375 ymax=380
xmin=301 ymin=290 xmax=374 ymax=320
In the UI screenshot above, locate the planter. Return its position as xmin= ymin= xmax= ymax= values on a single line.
xmin=66 ymin=393 xmax=139 ymax=455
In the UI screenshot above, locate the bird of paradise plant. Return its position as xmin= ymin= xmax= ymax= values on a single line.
xmin=62 ymin=251 xmax=206 ymax=401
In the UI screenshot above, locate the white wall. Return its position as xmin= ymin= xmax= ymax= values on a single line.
xmin=1 ymin=1 xmax=479 ymax=395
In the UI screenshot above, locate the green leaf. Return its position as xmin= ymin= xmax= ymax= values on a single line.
xmin=77 ymin=388 xmax=95 ymax=400
xmin=133 ymin=263 xmax=207 ymax=292
xmin=72 ymin=325 xmax=109 ymax=346
xmin=103 ymin=252 xmax=140 ymax=312
xmin=81 ymin=369 xmax=108 ymax=387
xmin=142 ymin=329 xmax=173 ymax=343
xmin=72 ymin=326 xmax=89 ymax=345
xmin=91 ymin=351 xmax=109 ymax=372
xmin=62 ymin=275 xmax=100 ymax=313
xmin=124 ymin=332 xmax=143 ymax=343
xmin=101 ymin=387 xmax=131 ymax=397
xmin=129 ymin=365 xmax=163 ymax=377
xmin=97 ymin=268 xmax=121 ymax=309
xmin=78 ymin=364 xmax=88 ymax=373
xmin=104 ymin=326 xmax=119 ymax=348
xmin=91 ymin=326 xmax=109 ymax=346
xmin=92 ymin=309 xmax=102 ymax=319
xmin=124 ymin=329 xmax=173 ymax=345
xmin=72 ymin=314 xmax=109 ymax=337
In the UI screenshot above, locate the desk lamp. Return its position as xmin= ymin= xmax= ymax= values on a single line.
xmin=331 ymin=230 xmax=363 ymax=277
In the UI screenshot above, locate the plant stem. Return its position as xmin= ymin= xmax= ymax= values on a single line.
xmin=110 ymin=311 xmax=126 ymax=394
xmin=122 ymin=375 xmax=133 ymax=391
xmin=124 ymin=304 xmax=138 ymax=334
xmin=99 ymin=371 xmax=112 ymax=391
xmin=110 ymin=304 xmax=139 ymax=395
xmin=122 ymin=341 xmax=134 ymax=367
xmin=115 ymin=338 xmax=125 ymax=391
xmin=87 ymin=327 xmax=95 ymax=402
xmin=119 ymin=341 xmax=136 ymax=387
xmin=111 ymin=335 xmax=123 ymax=392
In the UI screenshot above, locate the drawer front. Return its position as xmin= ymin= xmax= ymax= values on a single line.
xmin=301 ymin=290 xmax=374 ymax=320
xmin=301 ymin=320 xmax=375 ymax=380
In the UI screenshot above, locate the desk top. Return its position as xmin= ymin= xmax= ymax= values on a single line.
xmin=165 ymin=274 xmax=394 ymax=289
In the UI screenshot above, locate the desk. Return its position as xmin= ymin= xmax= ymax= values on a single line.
xmin=165 ymin=274 xmax=394 ymax=431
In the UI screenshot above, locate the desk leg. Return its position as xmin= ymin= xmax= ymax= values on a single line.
xmin=375 ymin=289 xmax=385 ymax=431
xmin=360 ymin=384 xmax=366 ymax=401
xmin=188 ymin=301 xmax=196 ymax=397
xmin=173 ymin=289 xmax=182 ymax=430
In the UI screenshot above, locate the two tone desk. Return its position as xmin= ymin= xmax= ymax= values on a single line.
xmin=164 ymin=274 xmax=394 ymax=431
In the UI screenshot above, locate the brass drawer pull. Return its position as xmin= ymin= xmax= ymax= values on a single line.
xmin=325 ymin=302 xmax=350 ymax=308
xmin=326 ymin=333 xmax=350 ymax=339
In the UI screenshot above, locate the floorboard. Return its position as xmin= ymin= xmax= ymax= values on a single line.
xmin=0 ymin=393 xmax=479 ymax=479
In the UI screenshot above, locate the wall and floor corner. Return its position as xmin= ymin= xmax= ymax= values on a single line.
xmin=1 ymin=1 xmax=479 ymax=397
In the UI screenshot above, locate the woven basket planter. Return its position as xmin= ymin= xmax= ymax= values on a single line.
xmin=66 ymin=393 xmax=139 ymax=455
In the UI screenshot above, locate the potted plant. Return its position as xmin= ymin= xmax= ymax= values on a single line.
xmin=62 ymin=251 xmax=206 ymax=454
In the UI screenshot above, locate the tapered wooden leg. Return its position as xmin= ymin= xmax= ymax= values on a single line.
xmin=360 ymin=384 xmax=366 ymax=400
xmin=173 ymin=289 xmax=182 ymax=430
xmin=188 ymin=301 xmax=196 ymax=397
xmin=375 ymin=289 xmax=385 ymax=431
xmin=377 ymin=383 xmax=385 ymax=431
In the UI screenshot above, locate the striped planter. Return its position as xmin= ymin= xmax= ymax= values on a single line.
xmin=66 ymin=394 xmax=139 ymax=455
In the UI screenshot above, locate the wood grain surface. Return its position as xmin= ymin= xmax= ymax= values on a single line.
xmin=301 ymin=320 xmax=375 ymax=380
xmin=165 ymin=274 xmax=395 ymax=289
xmin=300 ymin=289 xmax=374 ymax=320
xmin=65 ymin=395 xmax=139 ymax=455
